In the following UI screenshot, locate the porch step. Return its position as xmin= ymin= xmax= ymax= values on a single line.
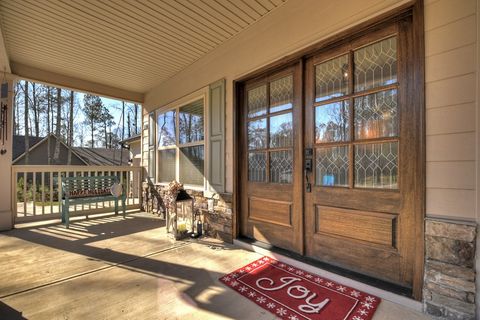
xmin=233 ymin=238 xmax=423 ymax=313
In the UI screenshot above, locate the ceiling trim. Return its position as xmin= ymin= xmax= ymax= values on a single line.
xmin=10 ymin=61 xmax=143 ymax=103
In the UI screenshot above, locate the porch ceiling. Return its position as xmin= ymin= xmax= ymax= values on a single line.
xmin=0 ymin=0 xmax=287 ymax=100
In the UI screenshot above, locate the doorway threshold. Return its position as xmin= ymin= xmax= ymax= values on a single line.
xmin=234 ymin=237 xmax=423 ymax=312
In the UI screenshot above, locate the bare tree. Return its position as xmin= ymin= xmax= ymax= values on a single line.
xmin=23 ymin=81 xmax=29 ymax=164
xmin=67 ymin=91 xmax=74 ymax=164
xmin=53 ymin=88 xmax=62 ymax=163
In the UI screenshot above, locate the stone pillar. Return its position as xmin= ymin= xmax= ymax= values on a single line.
xmin=0 ymin=77 xmax=15 ymax=231
xmin=424 ymin=219 xmax=477 ymax=319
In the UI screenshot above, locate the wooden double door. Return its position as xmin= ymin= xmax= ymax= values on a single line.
xmin=239 ymin=19 xmax=422 ymax=290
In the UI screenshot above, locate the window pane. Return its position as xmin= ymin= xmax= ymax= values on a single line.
xmin=270 ymin=113 xmax=293 ymax=148
xmin=157 ymin=110 xmax=176 ymax=147
xmin=355 ymin=89 xmax=398 ymax=140
xmin=158 ymin=149 xmax=176 ymax=182
xmin=270 ymin=150 xmax=293 ymax=184
xmin=315 ymin=146 xmax=349 ymax=187
xmin=248 ymin=85 xmax=267 ymax=118
xmin=270 ymin=75 xmax=293 ymax=113
xmin=148 ymin=113 xmax=155 ymax=146
xmin=315 ymin=54 xmax=349 ymax=102
xmin=248 ymin=152 xmax=266 ymax=182
xmin=179 ymin=100 xmax=204 ymax=144
xmin=355 ymin=142 xmax=398 ymax=189
xmin=354 ymin=37 xmax=397 ymax=92
xmin=315 ymin=100 xmax=350 ymax=143
xmin=179 ymin=146 xmax=204 ymax=186
xmin=248 ymin=118 xmax=267 ymax=150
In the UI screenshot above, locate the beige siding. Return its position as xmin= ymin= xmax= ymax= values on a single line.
xmin=425 ymin=0 xmax=477 ymax=221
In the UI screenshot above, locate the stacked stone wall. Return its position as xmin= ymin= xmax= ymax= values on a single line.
xmin=424 ymin=219 xmax=476 ymax=320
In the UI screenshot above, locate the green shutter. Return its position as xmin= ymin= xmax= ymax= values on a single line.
xmin=208 ymin=79 xmax=226 ymax=193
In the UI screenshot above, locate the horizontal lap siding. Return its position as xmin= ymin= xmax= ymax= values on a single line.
xmin=424 ymin=0 xmax=477 ymax=221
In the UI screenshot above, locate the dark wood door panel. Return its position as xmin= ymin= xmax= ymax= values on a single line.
xmin=314 ymin=206 xmax=397 ymax=249
xmin=306 ymin=233 xmax=403 ymax=285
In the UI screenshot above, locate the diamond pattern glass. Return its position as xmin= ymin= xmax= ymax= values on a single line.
xmin=157 ymin=111 xmax=176 ymax=147
xmin=158 ymin=149 xmax=176 ymax=182
xmin=179 ymin=145 xmax=204 ymax=186
xmin=270 ymin=75 xmax=293 ymax=113
xmin=248 ymin=152 xmax=267 ymax=182
xmin=354 ymin=37 xmax=397 ymax=91
xmin=248 ymin=118 xmax=267 ymax=150
xmin=248 ymin=84 xmax=267 ymax=118
xmin=315 ymin=100 xmax=350 ymax=143
xmin=270 ymin=113 xmax=293 ymax=148
xmin=355 ymin=142 xmax=398 ymax=189
xmin=355 ymin=89 xmax=398 ymax=139
xmin=270 ymin=150 xmax=293 ymax=184
xmin=315 ymin=54 xmax=349 ymax=102
xmin=315 ymin=146 xmax=349 ymax=187
xmin=179 ymin=99 xmax=204 ymax=144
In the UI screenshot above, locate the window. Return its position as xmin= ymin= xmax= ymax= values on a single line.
xmin=157 ymin=98 xmax=205 ymax=187
xmin=314 ymin=36 xmax=399 ymax=189
xmin=246 ymin=74 xmax=294 ymax=184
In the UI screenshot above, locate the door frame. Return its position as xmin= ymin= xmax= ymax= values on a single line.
xmin=233 ymin=1 xmax=425 ymax=300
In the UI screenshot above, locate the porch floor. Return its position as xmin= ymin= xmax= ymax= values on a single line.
xmin=0 ymin=212 xmax=430 ymax=319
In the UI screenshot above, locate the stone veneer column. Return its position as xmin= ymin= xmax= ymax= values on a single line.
xmin=141 ymin=182 xmax=233 ymax=242
xmin=424 ymin=219 xmax=477 ymax=319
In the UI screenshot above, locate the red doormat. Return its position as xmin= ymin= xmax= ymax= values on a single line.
xmin=220 ymin=257 xmax=381 ymax=320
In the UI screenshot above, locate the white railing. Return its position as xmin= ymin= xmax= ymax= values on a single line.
xmin=11 ymin=165 xmax=143 ymax=223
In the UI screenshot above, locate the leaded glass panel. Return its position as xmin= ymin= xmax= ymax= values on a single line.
xmin=158 ymin=149 xmax=176 ymax=182
xmin=355 ymin=89 xmax=398 ymax=139
xmin=354 ymin=37 xmax=397 ymax=91
xmin=248 ymin=118 xmax=267 ymax=150
xmin=315 ymin=146 xmax=349 ymax=187
xmin=179 ymin=146 xmax=204 ymax=186
xmin=269 ymin=113 xmax=293 ymax=148
xmin=179 ymin=99 xmax=204 ymax=144
xmin=157 ymin=110 xmax=176 ymax=147
xmin=248 ymin=152 xmax=267 ymax=182
xmin=315 ymin=100 xmax=350 ymax=143
xmin=270 ymin=75 xmax=293 ymax=113
xmin=270 ymin=150 xmax=293 ymax=184
xmin=315 ymin=54 xmax=349 ymax=102
xmin=248 ymin=85 xmax=267 ymax=118
xmin=355 ymin=142 xmax=398 ymax=189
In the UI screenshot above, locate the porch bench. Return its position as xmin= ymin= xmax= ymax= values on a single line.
xmin=61 ymin=175 xmax=126 ymax=228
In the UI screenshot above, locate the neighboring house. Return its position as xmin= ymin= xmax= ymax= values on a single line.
xmin=120 ymin=134 xmax=141 ymax=166
xmin=13 ymin=134 xmax=129 ymax=166
xmin=13 ymin=134 xmax=87 ymax=165
xmin=120 ymin=134 xmax=141 ymax=197
xmin=73 ymin=147 xmax=130 ymax=166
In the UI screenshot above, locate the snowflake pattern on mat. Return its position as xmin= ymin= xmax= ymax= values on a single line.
xmin=219 ymin=256 xmax=381 ymax=320
xmin=276 ymin=307 xmax=287 ymax=316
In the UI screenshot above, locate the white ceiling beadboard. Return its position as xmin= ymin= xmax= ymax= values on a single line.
xmin=0 ymin=0 xmax=287 ymax=94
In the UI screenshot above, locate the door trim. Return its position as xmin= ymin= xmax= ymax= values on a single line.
xmin=233 ymin=1 xmax=424 ymax=300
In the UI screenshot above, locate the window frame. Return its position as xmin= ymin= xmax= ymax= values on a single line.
xmin=156 ymin=94 xmax=207 ymax=190
xmin=312 ymin=33 xmax=401 ymax=190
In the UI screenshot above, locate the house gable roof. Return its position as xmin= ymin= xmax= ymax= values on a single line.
xmin=72 ymin=148 xmax=130 ymax=166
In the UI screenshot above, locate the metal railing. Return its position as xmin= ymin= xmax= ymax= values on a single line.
xmin=11 ymin=165 xmax=143 ymax=223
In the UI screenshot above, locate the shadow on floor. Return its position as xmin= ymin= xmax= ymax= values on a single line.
xmin=2 ymin=212 xmax=251 ymax=319
xmin=0 ymin=301 xmax=27 ymax=320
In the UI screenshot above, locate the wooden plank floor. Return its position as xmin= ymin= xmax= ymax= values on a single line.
xmin=0 ymin=212 xmax=430 ymax=319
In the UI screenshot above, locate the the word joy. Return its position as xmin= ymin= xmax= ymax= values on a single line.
xmin=256 ymin=276 xmax=330 ymax=313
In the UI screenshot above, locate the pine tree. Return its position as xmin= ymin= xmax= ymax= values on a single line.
xmin=83 ymin=94 xmax=104 ymax=148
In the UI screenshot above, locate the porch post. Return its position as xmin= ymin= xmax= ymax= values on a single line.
xmin=0 ymin=76 xmax=15 ymax=230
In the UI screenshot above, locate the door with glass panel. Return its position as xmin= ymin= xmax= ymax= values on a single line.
xmin=240 ymin=63 xmax=303 ymax=253
xmin=304 ymin=24 xmax=418 ymax=287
